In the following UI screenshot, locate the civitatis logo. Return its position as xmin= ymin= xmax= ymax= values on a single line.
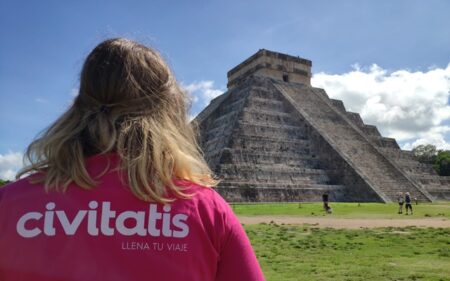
xmin=16 ymin=201 xmax=189 ymax=238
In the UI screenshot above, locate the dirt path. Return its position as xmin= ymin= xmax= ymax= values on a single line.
xmin=238 ymin=216 xmax=450 ymax=228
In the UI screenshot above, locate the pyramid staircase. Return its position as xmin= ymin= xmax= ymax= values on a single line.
xmin=274 ymin=82 xmax=433 ymax=202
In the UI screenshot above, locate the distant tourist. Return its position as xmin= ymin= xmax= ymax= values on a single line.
xmin=322 ymin=192 xmax=332 ymax=214
xmin=405 ymin=192 xmax=413 ymax=215
xmin=397 ymin=192 xmax=404 ymax=214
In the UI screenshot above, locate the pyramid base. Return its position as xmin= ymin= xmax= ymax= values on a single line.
xmin=215 ymin=186 xmax=349 ymax=203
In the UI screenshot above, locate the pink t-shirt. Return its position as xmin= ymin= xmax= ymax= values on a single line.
xmin=0 ymin=154 xmax=265 ymax=281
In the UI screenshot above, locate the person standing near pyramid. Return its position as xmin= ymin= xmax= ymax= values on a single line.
xmin=405 ymin=192 xmax=413 ymax=215
xmin=322 ymin=192 xmax=332 ymax=213
xmin=397 ymin=192 xmax=404 ymax=214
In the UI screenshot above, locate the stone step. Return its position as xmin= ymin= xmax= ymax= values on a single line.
xmin=204 ymin=123 xmax=229 ymax=140
xmin=242 ymin=108 xmax=292 ymax=117
xmin=330 ymin=99 xmax=346 ymax=113
xmin=240 ymin=109 xmax=299 ymax=127
xmin=219 ymin=96 xmax=247 ymax=113
xmin=216 ymin=185 xmax=344 ymax=202
xmin=223 ymin=176 xmax=327 ymax=185
xmin=250 ymin=96 xmax=284 ymax=105
xmin=202 ymin=133 xmax=233 ymax=152
xmin=202 ymin=137 xmax=221 ymax=150
xmin=218 ymin=164 xmax=331 ymax=183
xmin=247 ymin=97 xmax=286 ymax=112
xmin=225 ymin=149 xmax=321 ymax=167
xmin=235 ymin=129 xmax=306 ymax=139
xmin=219 ymin=163 xmax=328 ymax=173
xmin=368 ymin=136 xmax=399 ymax=149
xmin=399 ymin=166 xmax=436 ymax=174
xmin=411 ymin=175 xmax=450 ymax=185
xmin=250 ymin=88 xmax=280 ymax=99
xmin=381 ymin=149 xmax=416 ymax=160
xmin=229 ymin=135 xmax=310 ymax=147
xmin=236 ymin=121 xmax=306 ymax=139
xmin=362 ymin=125 xmax=381 ymax=137
xmin=394 ymin=158 xmax=435 ymax=167
xmin=219 ymin=168 xmax=329 ymax=178
xmin=219 ymin=181 xmax=345 ymax=190
xmin=229 ymin=138 xmax=311 ymax=154
xmin=237 ymin=120 xmax=303 ymax=130
xmin=345 ymin=112 xmax=365 ymax=127
xmin=211 ymin=109 xmax=240 ymax=127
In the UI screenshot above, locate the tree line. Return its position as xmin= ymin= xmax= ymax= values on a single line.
xmin=411 ymin=144 xmax=450 ymax=176
xmin=0 ymin=179 xmax=11 ymax=187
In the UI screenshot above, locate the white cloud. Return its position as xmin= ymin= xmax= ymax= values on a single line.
xmin=182 ymin=80 xmax=224 ymax=106
xmin=403 ymin=133 xmax=450 ymax=151
xmin=0 ymin=152 xmax=23 ymax=181
xmin=312 ymin=63 xmax=450 ymax=150
xmin=70 ymin=88 xmax=79 ymax=97
xmin=182 ymin=80 xmax=224 ymax=119
xmin=69 ymin=88 xmax=79 ymax=104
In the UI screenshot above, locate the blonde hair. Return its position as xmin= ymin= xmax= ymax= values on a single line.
xmin=17 ymin=38 xmax=218 ymax=203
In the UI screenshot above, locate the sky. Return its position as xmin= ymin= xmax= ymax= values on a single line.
xmin=1 ymin=0 xmax=450 ymax=179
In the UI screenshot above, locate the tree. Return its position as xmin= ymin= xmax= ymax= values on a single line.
xmin=434 ymin=150 xmax=450 ymax=176
xmin=0 ymin=179 xmax=11 ymax=187
xmin=412 ymin=144 xmax=437 ymax=164
xmin=412 ymin=144 xmax=450 ymax=176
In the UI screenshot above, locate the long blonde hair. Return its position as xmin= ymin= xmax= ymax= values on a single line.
xmin=17 ymin=38 xmax=218 ymax=203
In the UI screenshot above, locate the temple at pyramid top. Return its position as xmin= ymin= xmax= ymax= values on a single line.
xmin=227 ymin=49 xmax=312 ymax=89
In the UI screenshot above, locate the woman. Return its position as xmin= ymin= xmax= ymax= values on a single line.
xmin=0 ymin=38 xmax=265 ymax=281
xmin=405 ymin=192 xmax=413 ymax=215
xmin=397 ymin=192 xmax=404 ymax=214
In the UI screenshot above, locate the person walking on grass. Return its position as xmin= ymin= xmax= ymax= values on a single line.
xmin=397 ymin=192 xmax=404 ymax=214
xmin=0 ymin=38 xmax=265 ymax=281
xmin=322 ymin=192 xmax=332 ymax=214
xmin=405 ymin=192 xmax=413 ymax=215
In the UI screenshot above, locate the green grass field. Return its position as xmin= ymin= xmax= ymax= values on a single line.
xmin=233 ymin=202 xmax=450 ymax=219
xmin=245 ymin=224 xmax=450 ymax=281
xmin=236 ymin=202 xmax=450 ymax=280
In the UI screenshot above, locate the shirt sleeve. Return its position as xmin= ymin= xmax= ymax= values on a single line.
xmin=213 ymin=195 xmax=265 ymax=281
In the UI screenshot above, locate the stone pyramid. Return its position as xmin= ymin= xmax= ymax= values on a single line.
xmin=193 ymin=49 xmax=450 ymax=202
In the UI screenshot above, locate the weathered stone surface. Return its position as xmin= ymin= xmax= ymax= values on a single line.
xmin=227 ymin=49 xmax=311 ymax=90
xmin=193 ymin=49 xmax=449 ymax=202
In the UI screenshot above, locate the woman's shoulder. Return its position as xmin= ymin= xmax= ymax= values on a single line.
xmin=173 ymin=179 xmax=218 ymax=197
xmin=0 ymin=174 xmax=42 ymax=195
xmin=173 ymin=179 xmax=231 ymax=213
xmin=0 ymin=175 xmax=45 ymax=210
